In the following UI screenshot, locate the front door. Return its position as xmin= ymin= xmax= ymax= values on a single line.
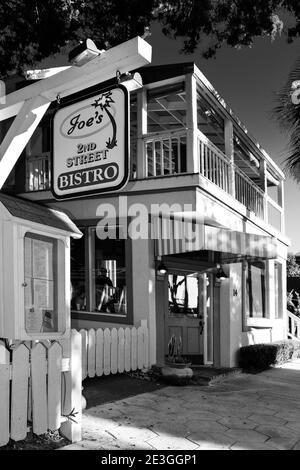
xmin=165 ymin=271 xmax=212 ymax=365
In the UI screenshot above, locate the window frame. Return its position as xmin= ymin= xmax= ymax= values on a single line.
xmin=242 ymin=259 xmax=271 ymax=330
xmin=71 ymin=220 xmax=133 ymax=325
xmin=247 ymin=260 xmax=266 ymax=319
xmin=24 ymin=231 xmax=59 ymax=333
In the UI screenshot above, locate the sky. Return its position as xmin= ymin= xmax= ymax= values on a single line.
xmin=147 ymin=22 xmax=300 ymax=254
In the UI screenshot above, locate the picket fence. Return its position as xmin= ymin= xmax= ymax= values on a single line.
xmin=0 ymin=330 xmax=82 ymax=448
xmin=79 ymin=320 xmax=149 ymax=379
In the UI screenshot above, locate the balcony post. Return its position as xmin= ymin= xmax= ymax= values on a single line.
xmin=185 ymin=73 xmax=198 ymax=173
xmin=224 ymin=119 xmax=235 ymax=197
xmin=137 ymin=88 xmax=147 ymax=179
xmin=278 ymin=179 xmax=285 ymax=233
xmin=260 ymin=159 xmax=268 ymax=223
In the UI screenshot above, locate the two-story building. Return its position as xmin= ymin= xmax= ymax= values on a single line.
xmin=1 ymin=62 xmax=289 ymax=368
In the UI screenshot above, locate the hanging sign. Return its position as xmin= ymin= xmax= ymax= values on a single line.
xmin=52 ymin=84 xmax=129 ymax=199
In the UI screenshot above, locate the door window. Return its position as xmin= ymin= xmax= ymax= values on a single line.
xmin=168 ymin=274 xmax=199 ymax=316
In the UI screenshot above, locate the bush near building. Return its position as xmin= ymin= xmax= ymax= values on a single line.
xmin=238 ymin=340 xmax=300 ymax=372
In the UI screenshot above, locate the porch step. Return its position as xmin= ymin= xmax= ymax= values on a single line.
xmin=190 ymin=366 xmax=242 ymax=385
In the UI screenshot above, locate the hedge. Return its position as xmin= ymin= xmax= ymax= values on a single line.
xmin=238 ymin=340 xmax=300 ymax=371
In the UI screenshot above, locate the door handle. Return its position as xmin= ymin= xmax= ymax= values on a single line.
xmin=199 ymin=319 xmax=204 ymax=334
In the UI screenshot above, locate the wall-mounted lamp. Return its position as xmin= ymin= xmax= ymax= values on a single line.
xmin=157 ymin=262 xmax=168 ymax=276
xmin=119 ymin=72 xmax=143 ymax=92
xmin=216 ymin=266 xmax=228 ymax=281
xmin=69 ymin=38 xmax=103 ymax=66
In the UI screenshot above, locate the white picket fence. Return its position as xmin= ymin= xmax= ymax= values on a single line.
xmin=0 ymin=330 xmax=82 ymax=447
xmin=79 ymin=320 xmax=149 ymax=379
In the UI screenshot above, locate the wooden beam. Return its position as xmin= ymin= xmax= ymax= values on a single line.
xmin=0 ymin=95 xmax=50 ymax=189
xmin=185 ymin=73 xmax=198 ymax=173
xmin=0 ymin=36 xmax=152 ymax=121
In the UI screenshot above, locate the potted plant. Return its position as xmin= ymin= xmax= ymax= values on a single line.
xmin=161 ymin=335 xmax=193 ymax=385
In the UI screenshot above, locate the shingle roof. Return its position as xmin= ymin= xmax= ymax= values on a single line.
xmin=0 ymin=192 xmax=82 ymax=236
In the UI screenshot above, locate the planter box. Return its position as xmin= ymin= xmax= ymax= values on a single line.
xmin=161 ymin=362 xmax=193 ymax=385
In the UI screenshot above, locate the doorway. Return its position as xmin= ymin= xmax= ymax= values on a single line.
xmin=165 ymin=271 xmax=213 ymax=365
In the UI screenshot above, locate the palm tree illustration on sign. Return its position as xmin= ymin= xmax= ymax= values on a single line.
xmin=91 ymin=91 xmax=117 ymax=149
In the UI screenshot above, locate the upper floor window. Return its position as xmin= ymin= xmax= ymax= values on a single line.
xmin=147 ymin=82 xmax=186 ymax=134
xmin=197 ymin=87 xmax=225 ymax=153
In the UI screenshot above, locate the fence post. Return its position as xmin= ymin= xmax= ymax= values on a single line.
xmin=60 ymin=329 xmax=82 ymax=443
xmin=0 ymin=340 xmax=9 ymax=447
xmin=141 ymin=319 xmax=149 ymax=368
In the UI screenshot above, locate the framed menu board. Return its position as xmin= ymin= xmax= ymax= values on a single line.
xmin=24 ymin=233 xmax=58 ymax=334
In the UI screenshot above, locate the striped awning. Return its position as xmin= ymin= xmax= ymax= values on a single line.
xmin=152 ymin=215 xmax=277 ymax=259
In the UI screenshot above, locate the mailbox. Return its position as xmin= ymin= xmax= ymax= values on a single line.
xmin=0 ymin=193 xmax=82 ymax=340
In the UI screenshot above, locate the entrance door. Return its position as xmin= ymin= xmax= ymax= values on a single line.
xmin=165 ymin=272 xmax=212 ymax=365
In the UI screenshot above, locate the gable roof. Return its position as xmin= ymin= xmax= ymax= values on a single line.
xmin=0 ymin=192 xmax=81 ymax=236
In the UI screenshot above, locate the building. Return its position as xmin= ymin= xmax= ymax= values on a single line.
xmin=1 ymin=62 xmax=289 ymax=368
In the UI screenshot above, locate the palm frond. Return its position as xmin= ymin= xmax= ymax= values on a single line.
xmin=273 ymin=58 xmax=300 ymax=182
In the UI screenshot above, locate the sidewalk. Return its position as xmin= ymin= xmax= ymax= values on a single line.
xmin=61 ymin=360 xmax=300 ymax=450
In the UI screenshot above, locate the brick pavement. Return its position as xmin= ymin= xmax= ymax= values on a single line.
xmin=61 ymin=359 xmax=300 ymax=450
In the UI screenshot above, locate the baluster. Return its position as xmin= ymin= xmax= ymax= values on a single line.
xmin=200 ymin=141 xmax=204 ymax=175
xmin=160 ymin=139 xmax=164 ymax=175
xmin=152 ymin=140 xmax=156 ymax=177
xmin=168 ymin=137 xmax=172 ymax=174
xmin=177 ymin=137 xmax=181 ymax=173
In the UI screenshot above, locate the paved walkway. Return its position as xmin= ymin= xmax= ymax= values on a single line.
xmin=62 ymin=360 xmax=300 ymax=450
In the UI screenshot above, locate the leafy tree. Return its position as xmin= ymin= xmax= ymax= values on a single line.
xmin=1 ymin=0 xmax=300 ymax=78
xmin=287 ymin=253 xmax=300 ymax=277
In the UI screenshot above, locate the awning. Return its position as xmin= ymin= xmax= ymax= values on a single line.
xmin=152 ymin=214 xmax=277 ymax=259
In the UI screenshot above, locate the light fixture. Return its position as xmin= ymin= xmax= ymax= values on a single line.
xmin=157 ymin=262 xmax=168 ymax=276
xmin=216 ymin=266 xmax=228 ymax=280
xmin=119 ymin=72 xmax=143 ymax=92
xmin=68 ymin=39 xmax=103 ymax=66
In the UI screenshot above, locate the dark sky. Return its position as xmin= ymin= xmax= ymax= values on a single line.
xmin=148 ymin=22 xmax=300 ymax=254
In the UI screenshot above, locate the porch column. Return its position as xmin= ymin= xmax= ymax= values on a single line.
xmin=266 ymin=260 xmax=275 ymax=321
xmin=224 ymin=119 xmax=235 ymax=197
xmin=131 ymin=238 xmax=156 ymax=366
xmin=213 ymin=281 xmax=221 ymax=367
xmin=137 ymin=88 xmax=147 ymax=179
xmin=185 ymin=73 xmax=199 ymax=173
xmin=219 ymin=262 xmax=243 ymax=367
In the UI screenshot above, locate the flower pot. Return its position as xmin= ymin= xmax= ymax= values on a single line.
xmin=161 ymin=362 xmax=193 ymax=385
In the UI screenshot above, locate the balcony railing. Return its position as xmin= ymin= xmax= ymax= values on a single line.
xmin=198 ymin=132 xmax=230 ymax=193
xmin=144 ymin=130 xmax=187 ymax=177
xmin=235 ymin=166 xmax=264 ymax=219
xmin=287 ymin=310 xmax=300 ymax=341
xmin=23 ymin=131 xmax=282 ymax=231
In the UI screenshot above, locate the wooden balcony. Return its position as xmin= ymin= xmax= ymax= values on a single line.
xmin=140 ymin=129 xmax=284 ymax=231
xmin=24 ymin=130 xmax=284 ymax=233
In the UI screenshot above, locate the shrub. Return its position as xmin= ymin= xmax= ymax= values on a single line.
xmin=238 ymin=340 xmax=300 ymax=371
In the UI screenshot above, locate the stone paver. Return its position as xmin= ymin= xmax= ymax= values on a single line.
xmin=247 ymin=414 xmax=287 ymax=426
xmin=187 ymin=431 xmax=235 ymax=449
xmin=146 ymin=435 xmax=199 ymax=451
xmin=230 ymin=441 xmax=279 ymax=451
xmin=217 ymin=417 xmax=257 ymax=430
xmin=60 ymin=359 xmax=300 ymax=451
xmin=224 ymin=428 xmax=269 ymax=444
